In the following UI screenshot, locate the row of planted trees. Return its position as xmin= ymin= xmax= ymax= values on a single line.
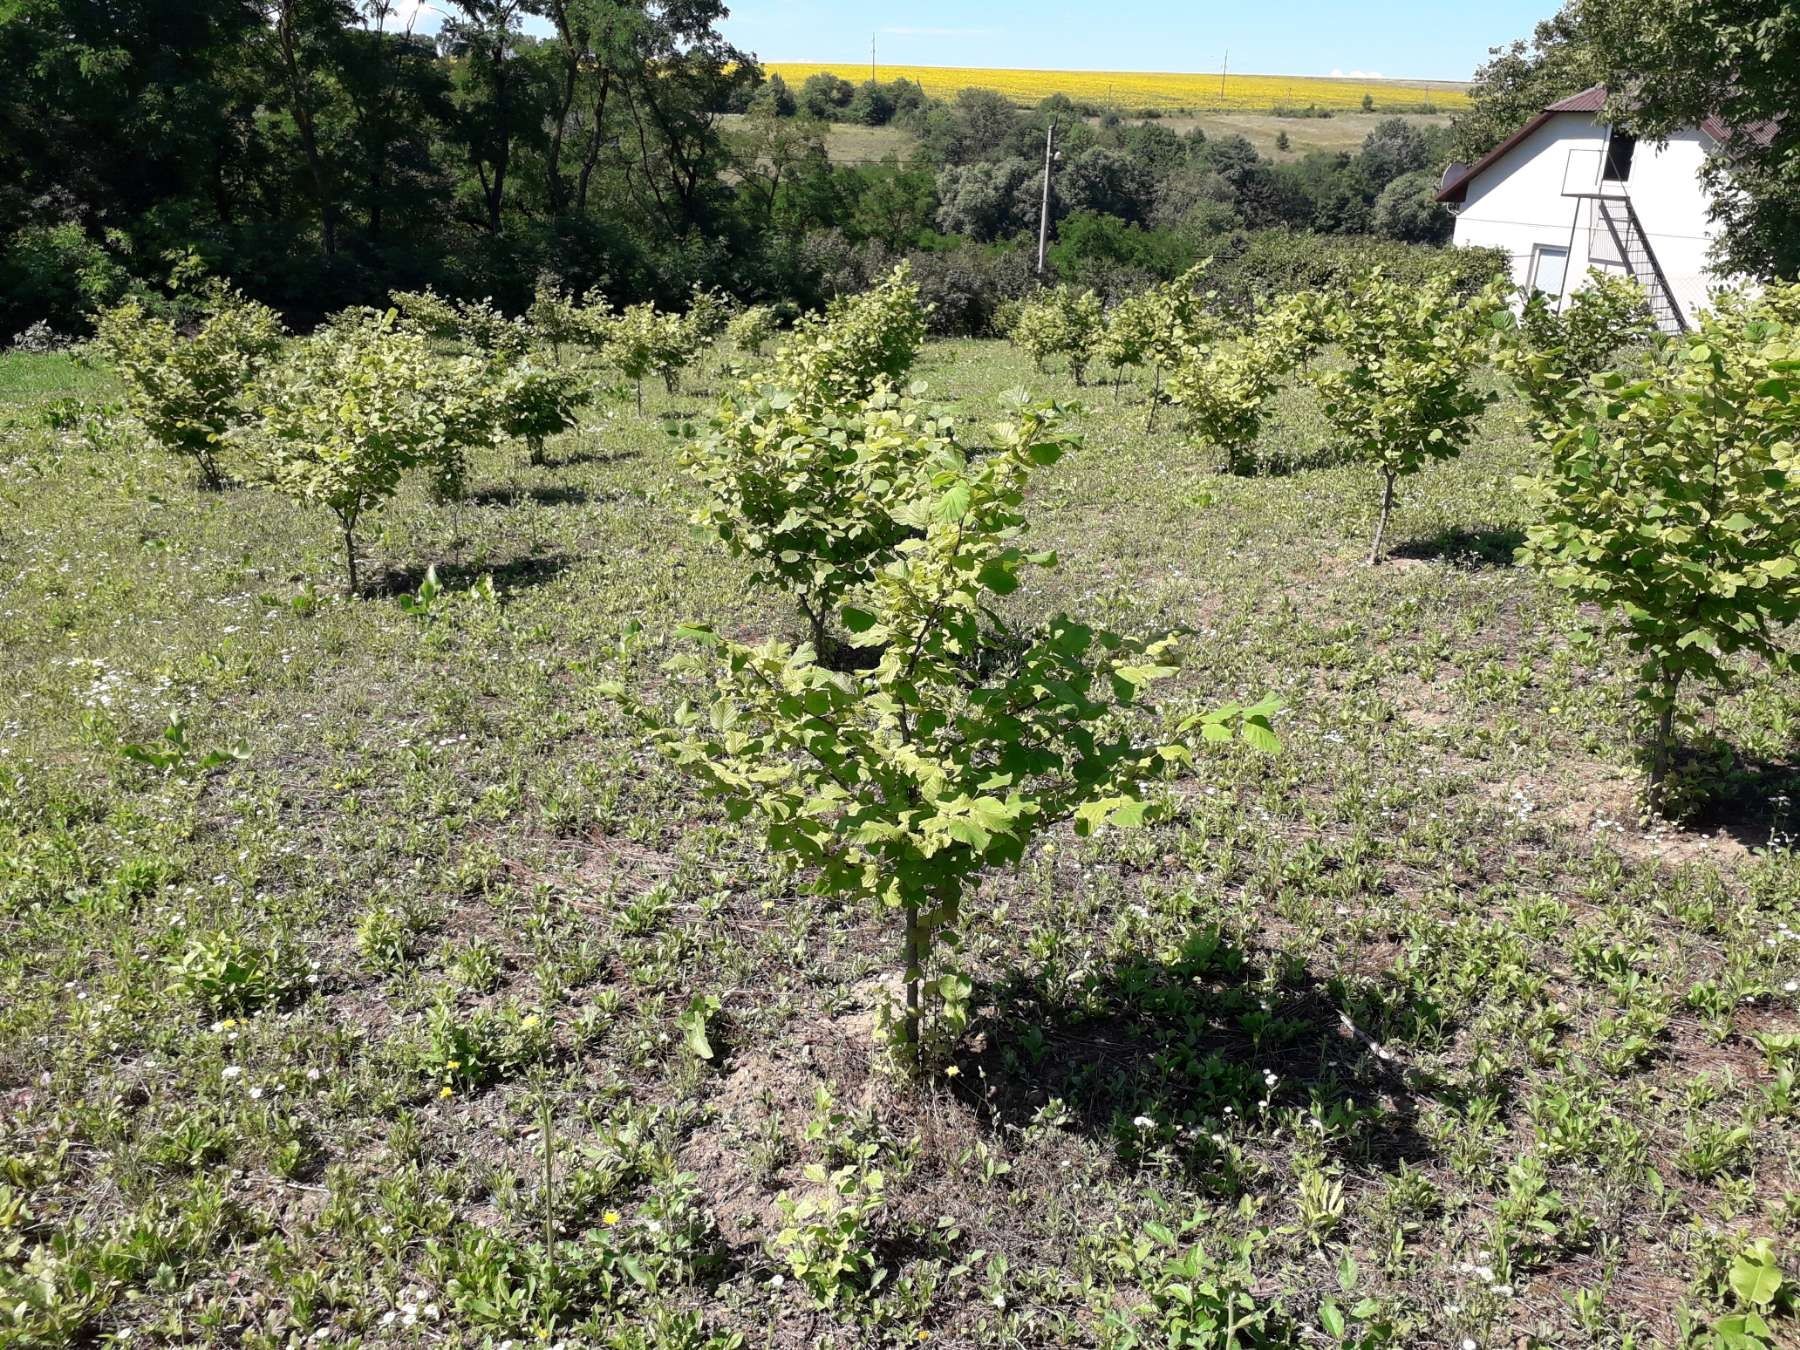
xmin=92 ymin=262 xmax=786 ymax=595
xmin=89 ymin=256 xmax=1796 ymax=1051
xmin=1010 ymin=264 xmax=1800 ymax=809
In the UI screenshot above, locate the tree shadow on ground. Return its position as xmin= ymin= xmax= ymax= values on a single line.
xmin=1242 ymin=446 xmax=1347 ymax=478
xmin=958 ymin=926 xmax=1455 ymax=1190
xmin=548 ymin=446 xmax=640 ymax=469
xmin=1670 ymin=741 xmax=1800 ymax=852
xmin=371 ymin=553 xmax=575 ymax=598
xmin=465 ymin=484 xmax=594 ymax=507
xmin=1389 ymin=526 xmax=1526 ymax=569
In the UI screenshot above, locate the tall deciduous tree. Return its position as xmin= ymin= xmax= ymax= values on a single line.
xmin=1578 ymin=0 xmax=1800 ymax=280
xmin=259 ymin=0 xmax=354 ymax=258
xmin=442 ymin=0 xmax=544 ymax=233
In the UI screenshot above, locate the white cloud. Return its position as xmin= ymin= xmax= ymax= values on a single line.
xmin=1329 ymin=67 xmax=1386 ymax=79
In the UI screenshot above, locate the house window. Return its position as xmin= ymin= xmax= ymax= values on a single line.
xmin=1603 ymin=132 xmax=1637 ymax=182
xmin=1530 ymin=244 xmax=1569 ymax=297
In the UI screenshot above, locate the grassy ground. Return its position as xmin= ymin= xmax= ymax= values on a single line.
xmin=1 ymin=340 xmax=1797 ymax=1348
xmin=1133 ymin=111 xmax=1454 ymax=161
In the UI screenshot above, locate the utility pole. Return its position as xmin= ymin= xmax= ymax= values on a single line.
xmin=1035 ymin=116 xmax=1059 ymax=278
xmin=1220 ymin=49 xmax=1229 ymax=101
xmin=871 ymin=32 xmax=876 ymax=82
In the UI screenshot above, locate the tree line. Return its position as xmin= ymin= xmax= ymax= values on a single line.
xmin=4 ymin=0 xmax=1793 ymax=343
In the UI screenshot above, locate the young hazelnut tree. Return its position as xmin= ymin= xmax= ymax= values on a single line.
xmin=681 ymin=284 xmax=735 ymax=371
xmin=1312 ymin=271 xmax=1510 ymax=564
xmin=684 ymin=382 xmax=955 ymax=654
xmin=602 ymin=303 xmax=661 ymax=413
xmin=726 ymin=305 xmax=780 ymax=358
xmin=526 ymin=275 xmax=586 ymax=366
xmin=1167 ymin=336 xmax=1284 ymax=476
xmin=92 ymin=278 xmax=285 ymax=490
xmin=1165 ymin=289 xmax=1329 ymax=475
xmin=1095 ymin=292 xmax=1156 ymax=396
xmin=603 ymin=303 xmax=697 ymax=410
xmin=1494 ymin=270 xmax=1657 ymax=429
xmin=391 ymin=287 xmax=530 ymax=362
xmin=1518 ymin=286 xmax=1800 ymax=808
xmin=1012 ymin=286 xmax=1104 ymax=385
xmin=491 ymin=364 xmax=592 ymax=467
xmin=247 ymin=310 xmax=482 ymax=596
xmin=772 ymin=265 xmax=929 ymax=406
xmin=1138 ymin=264 xmax=1220 ymax=431
xmin=619 ymin=395 xmax=1278 ymax=1070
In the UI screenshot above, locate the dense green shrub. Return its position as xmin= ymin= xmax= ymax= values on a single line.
xmin=621 ymin=394 xmax=1278 ymax=1067
xmin=2 ymin=223 xmax=131 ymax=339
xmin=771 ymin=265 xmax=928 ymax=404
xmin=93 ymin=277 xmax=285 ymax=490
xmin=684 ymin=384 xmax=955 ymax=650
xmin=903 ymin=243 xmax=1037 ymax=338
xmin=1518 ymin=284 xmax=1800 ymax=804
xmin=1012 ymin=286 xmax=1104 ymax=383
xmin=1495 ymin=271 xmax=1657 ymax=427
xmin=1204 ymin=231 xmax=1510 ymax=316
xmin=725 ymin=305 xmax=779 ymax=355
xmin=247 ymin=309 xmax=491 ymax=594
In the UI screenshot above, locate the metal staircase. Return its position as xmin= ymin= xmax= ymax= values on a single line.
xmin=1590 ymin=195 xmax=1687 ymax=333
xmin=1560 ymin=144 xmax=1688 ymax=334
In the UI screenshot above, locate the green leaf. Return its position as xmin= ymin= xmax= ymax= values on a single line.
xmin=942 ymin=818 xmax=992 ymax=851
xmin=1240 ymin=715 xmax=1281 ymax=754
xmin=932 ymin=482 xmax=971 ymax=522
xmin=677 ymin=993 xmax=720 ymax=1061
xmin=1106 ymin=798 xmax=1152 ymax=828
xmin=1318 ymin=1301 xmax=1346 ymax=1339
xmin=1728 ymin=1244 xmax=1785 ymax=1309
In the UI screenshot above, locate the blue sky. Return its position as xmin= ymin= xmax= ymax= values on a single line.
xmin=399 ymin=1 xmax=1556 ymax=83
xmin=714 ymin=1 xmax=1557 ymax=80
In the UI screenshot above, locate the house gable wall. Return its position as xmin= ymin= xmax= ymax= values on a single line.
xmin=1450 ymin=114 xmax=1723 ymax=321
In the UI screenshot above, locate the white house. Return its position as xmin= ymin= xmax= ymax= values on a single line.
xmin=1436 ymin=86 xmax=1771 ymax=332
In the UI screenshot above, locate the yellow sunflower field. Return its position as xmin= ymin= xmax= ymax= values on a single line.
xmin=763 ymin=62 xmax=1469 ymax=113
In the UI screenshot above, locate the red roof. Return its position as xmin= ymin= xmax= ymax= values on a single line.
xmin=1545 ymin=86 xmax=1609 ymax=114
xmin=1437 ymin=84 xmax=1778 ymax=204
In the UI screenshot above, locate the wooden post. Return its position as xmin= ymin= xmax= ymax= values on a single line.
xmin=1036 ymin=117 xmax=1058 ymax=278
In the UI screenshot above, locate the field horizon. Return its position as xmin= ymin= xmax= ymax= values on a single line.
xmin=764 ymin=61 xmax=1471 ymax=114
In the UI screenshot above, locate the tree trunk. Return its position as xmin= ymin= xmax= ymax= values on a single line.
xmin=546 ymin=47 xmax=578 ymax=213
xmin=1646 ymin=668 xmax=1682 ymax=812
xmin=902 ymin=906 xmax=922 ymax=1070
xmin=272 ymin=1 xmax=337 ymax=259
xmin=194 ymin=447 xmax=226 ymax=492
xmin=481 ymin=26 xmax=511 ymax=232
xmin=575 ymin=71 xmax=614 ymax=216
xmin=1367 ymin=469 xmax=1398 ymax=565
xmin=341 ymin=520 xmax=361 ymax=598
xmin=1146 ymin=364 xmax=1161 ymax=433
